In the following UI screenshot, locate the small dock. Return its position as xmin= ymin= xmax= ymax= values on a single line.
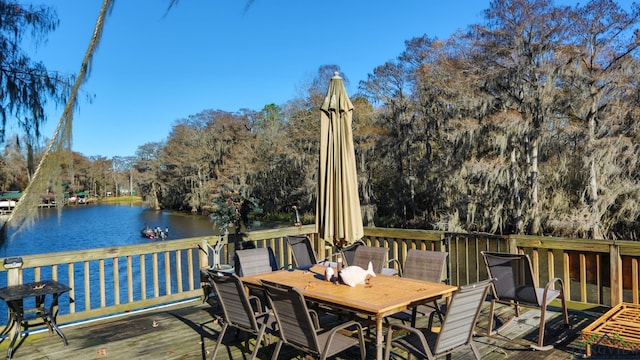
xmin=0 ymin=298 xmax=602 ymax=359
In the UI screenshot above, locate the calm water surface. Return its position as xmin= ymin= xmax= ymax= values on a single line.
xmin=0 ymin=204 xmax=217 ymax=257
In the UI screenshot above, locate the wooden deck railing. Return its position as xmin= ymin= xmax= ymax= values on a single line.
xmin=1 ymin=225 xmax=639 ymax=328
xmin=0 ymin=236 xmax=218 ymax=326
xmin=242 ymin=226 xmax=640 ymax=307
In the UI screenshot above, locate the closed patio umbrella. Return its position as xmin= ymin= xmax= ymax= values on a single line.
xmin=316 ymin=72 xmax=363 ymax=248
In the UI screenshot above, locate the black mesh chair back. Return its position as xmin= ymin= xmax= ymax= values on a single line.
xmin=434 ymin=279 xmax=492 ymax=355
xmin=206 ymin=271 xmax=275 ymax=359
xmin=234 ymin=247 xmax=278 ymax=277
xmin=339 ymin=240 xmax=365 ymax=267
xmin=286 ymin=235 xmax=318 ymax=270
xmin=384 ymin=279 xmax=493 ymax=360
xmin=352 ymin=245 xmax=389 ymax=273
xmin=402 ymin=249 xmax=447 ymax=282
xmin=261 ymin=280 xmax=366 ymax=360
xmin=390 ymin=249 xmax=448 ymax=326
xmin=483 ymin=251 xmax=539 ymax=306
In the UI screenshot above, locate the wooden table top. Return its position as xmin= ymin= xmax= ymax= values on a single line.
xmin=0 ymin=280 xmax=71 ymax=302
xmin=241 ymin=265 xmax=457 ymax=317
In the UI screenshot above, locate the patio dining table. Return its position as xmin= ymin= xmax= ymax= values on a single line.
xmin=241 ymin=264 xmax=457 ymax=360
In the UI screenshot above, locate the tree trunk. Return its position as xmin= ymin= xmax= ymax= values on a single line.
xmin=151 ymin=182 xmax=160 ymax=210
xmin=511 ymin=147 xmax=523 ymax=234
xmin=588 ymin=96 xmax=602 ymax=239
xmin=530 ymin=135 xmax=540 ymax=235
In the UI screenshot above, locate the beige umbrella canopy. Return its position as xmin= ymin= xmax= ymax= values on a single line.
xmin=316 ymin=72 xmax=364 ymax=248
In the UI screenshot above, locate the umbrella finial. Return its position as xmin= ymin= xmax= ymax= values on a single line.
xmin=332 ymin=71 xmax=342 ymax=79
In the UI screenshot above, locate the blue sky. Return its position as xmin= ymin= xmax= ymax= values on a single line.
xmin=23 ymin=0 xmax=499 ymax=158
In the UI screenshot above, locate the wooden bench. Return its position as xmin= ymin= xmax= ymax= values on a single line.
xmin=581 ymin=302 xmax=640 ymax=357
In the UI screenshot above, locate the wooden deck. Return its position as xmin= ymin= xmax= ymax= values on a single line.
xmin=0 ymin=298 xmax=607 ymax=359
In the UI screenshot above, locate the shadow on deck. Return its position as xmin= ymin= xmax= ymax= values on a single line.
xmin=0 ymin=299 xmax=613 ymax=359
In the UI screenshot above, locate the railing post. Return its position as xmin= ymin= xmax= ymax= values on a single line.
xmin=200 ymin=239 xmax=210 ymax=268
xmin=610 ymin=243 xmax=623 ymax=306
xmin=3 ymin=257 xmax=24 ymax=286
xmin=442 ymin=234 xmax=451 ymax=285
xmin=508 ymin=236 xmax=517 ymax=254
xmin=6 ymin=268 xmax=20 ymax=286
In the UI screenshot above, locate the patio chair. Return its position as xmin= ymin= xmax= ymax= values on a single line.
xmin=351 ymin=245 xmax=398 ymax=276
xmin=390 ymin=249 xmax=449 ymax=327
xmin=286 ymin=235 xmax=325 ymax=270
xmin=384 ymin=278 xmax=494 ymax=360
xmin=205 ymin=271 xmax=277 ymax=360
xmin=234 ymin=247 xmax=279 ymax=277
xmin=261 ymin=279 xmax=367 ymax=360
xmin=481 ymin=251 xmax=569 ymax=351
xmin=339 ymin=240 xmax=366 ymax=267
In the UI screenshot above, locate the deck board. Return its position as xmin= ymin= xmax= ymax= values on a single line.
xmin=0 ymin=298 xmax=601 ymax=359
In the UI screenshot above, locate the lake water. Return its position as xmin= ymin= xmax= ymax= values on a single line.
xmin=0 ymin=204 xmax=217 ymax=257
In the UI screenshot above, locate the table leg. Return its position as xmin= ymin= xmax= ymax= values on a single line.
xmin=375 ymin=316 xmax=383 ymax=360
xmin=46 ymin=292 xmax=67 ymax=345
xmin=5 ymin=301 xmax=23 ymax=360
xmin=0 ymin=312 xmax=12 ymax=338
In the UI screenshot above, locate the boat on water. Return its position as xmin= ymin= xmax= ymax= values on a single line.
xmin=141 ymin=226 xmax=168 ymax=240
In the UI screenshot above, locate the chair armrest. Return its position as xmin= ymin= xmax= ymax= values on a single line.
xmin=386 ymin=322 xmax=430 ymax=345
xmin=248 ymin=295 xmax=264 ymax=313
xmin=309 ymin=309 xmax=320 ymax=330
xmin=544 ymin=277 xmax=565 ymax=290
xmin=321 ymin=320 xmax=365 ymax=351
xmin=386 ymin=258 xmax=402 ymax=276
xmin=542 ymin=277 xmax=565 ymax=304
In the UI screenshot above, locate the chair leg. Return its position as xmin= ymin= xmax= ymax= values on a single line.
xmin=411 ymin=307 xmax=418 ymax=328
xmin=470 ymin=342 xmax=481 ymax=360
xmin=249 ymin=326 xmax=266 ymax=360
xmin=384 ymin=326 xmax=393 ymax=360
xmin=486 ymin=299 xmax=496 ymax=336
xmin=270 ymin=340 xmax=283 ymax=360
xmin=531 ymin=289 xmax=571 ymax=351
xmin=211 ymin=323 xmax=228 ymax=360
xmin=358 ymin=329 xmax=366 ymax=360
xmin=561 ymin=292 xmax=569 ymax=326
xmin=431 ymin=300 xmax=444 ymax=328
xmin=486 ymin=299 xmax=515 ymax=339
xmin=531 ymin=303 xmax=553 ymax=351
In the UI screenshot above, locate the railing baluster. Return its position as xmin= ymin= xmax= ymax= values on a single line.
xmin=140 ymin=254 xmax=147 ymax=300
xmin=164 ymin=252 xmax=171 ymax=295
xmin=547 ymin=250 xmax=554 ymax=290
xmin=127 ymin=255 xmax=133 ymax=303
xmin=580 ymin=253 xmax=587 ymax=302
xmin=68 ymin=262 xmax=75 ymax=314
xmin=596 ymin=254 xmax=602 ymax=304
xmin=114 ymin=257 xmax=120 ymax=305
xmin=632 ymin=258 xmax=639 ymax=304
xmin=84 ymin=260 xmax=90 ymax=311
xmin=187 ymin=248 xmax=194 ymax=291
xmin=175 ymin=250 xmax=182 ymax=294
xmin=563 ymin=252 xmax=571 ymax=302
xmin=99 ymin=259 xmax=106 ymax=307
xmin=153 ymin=252 xmax=159 ymax=298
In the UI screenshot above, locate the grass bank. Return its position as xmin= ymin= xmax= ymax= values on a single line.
xmin=97 ymin=196 xmax=143 ymax=204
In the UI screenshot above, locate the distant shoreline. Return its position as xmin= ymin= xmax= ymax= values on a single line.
xmin=97 ymin=196 xmax=143 ymax=204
